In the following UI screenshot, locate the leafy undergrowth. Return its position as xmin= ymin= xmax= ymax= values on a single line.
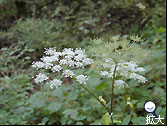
xmin=0 ymin=0 xmax=166 ymax=125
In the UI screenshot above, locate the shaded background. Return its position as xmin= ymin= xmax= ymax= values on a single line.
xmin=0 ymin=0 xmax=166 ymax=125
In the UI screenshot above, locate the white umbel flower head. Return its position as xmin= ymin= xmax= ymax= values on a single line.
xmin=32 ymin=47 xmax=93 ymax=89
xmin=82 ymin=58 xmax=94 ymax=65
xmin=67 ymin=60 xmax=75 ymax=67
xmin=76 ymin=75 xmax=89 ymax=84
xmin=74 ymin=48 xmax=86 ymax=61
xmin=59 ymin=59 xmax=68 ymax=65
xmin=44 ymin=47 xmax=57 ymax=55
xmin=75 ymin=62 xmax=84 ymax=68
xmin=52 ymin=65 xmax=62 ymax=72
xmin=62 ymin=48 xmax=75 ymax=59
xmin=32 ymin=61 xmax=45 ymax=69
xmin=100 ymin=59 xmax=147 ymax=88
xmin=129 ymin=73 xmax=147 ymax=83
xmin=62 ymin=69 xmax=75 ymax=78
xmin=105 ymin=58 xmax=113 ymax=63
xmin=34 ymin=73 xmax=49 ymax=83
xmin=49 ymin=79 xmax=62 ymax=89
xmin=102 ymin=63 xmax=112 ymax=68
xmin=41 ymin=56 xmax=59 ymax=63
xmin=119 ymin=61 xmax=138 ymax=72
xmin=44 ymin=62 xmax=54 ymax=69
xmin=135 ymin=67 xmax=145 ymax=72
xmin=114 ymin=80 xmax=128 ymax=89
xmin=100 ymin=71 xmax=109 ymax=76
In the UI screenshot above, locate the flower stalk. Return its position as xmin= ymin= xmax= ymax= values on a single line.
xmin=72 ymin=77 xmax=110 ymax=114
xmin=121 ymin=85 xmax=128 ymax=124
xmin=110 ymin=63 xmax=118 ymax=116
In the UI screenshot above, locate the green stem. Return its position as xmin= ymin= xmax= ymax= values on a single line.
xmin=80 ymin=84 xmax=109 ymax=112
xmin=110 ymin=63 xmax=118 ymax=117
xmin=122 ymin=86 xmax=128 ymax=124
xmin=124 ymin=86 xmax=127 ymax=104
xmin=72 ymin=77 xmax=110 ymax=114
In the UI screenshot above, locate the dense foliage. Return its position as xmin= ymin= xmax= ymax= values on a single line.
xmin=0 ymin=0 xmax=166 ymax=125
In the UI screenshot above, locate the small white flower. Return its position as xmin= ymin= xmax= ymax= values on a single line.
xmin=108 ymin=72 xmax=114 ymax=78
xmin=109 ymin=66 xmax=116 ymax=73
xmin=40 ymin=56 xmax=59 ymax=63
xmin=32 ymin=47 xmax=93 ymax=89
xmin=62 ymin=69 xmax=75 ymax=78
xmin=114 ymin=80 xmax=128 ymax=89
xmin=44 ymin=47 xmax=57 ymax=55
xmin=62 ymin=48 xmax=75 ymax=59
xmin=102 ymin=63 xmax=111 ymax=68
xmin=62 ymin=48 xmax=74 ymax=55
xmin=100 ymin=60 xmax=147 ymax=87
xmin=44 ymin=62 xmax=54 ymax=69
xmin=135 ymin=67 xmax=145 ymax=72
xmin=67 ymin=60 xmax=75 ymax=67
xmin=75 ymin=54 xmax=86 ymax=61
xmin=59 ymin=59 xmax=68 ymax=65
xmin=32 ymin=61 xmax=45 ymax=69
xmin=105 ymin=58 xmax=113 ymax=63
xmin=129 ymin=73 xmax=147 ymax=83
xmin=49 ymin=79 xmax=62 ymax=89
xmin=120 ymin=71 xmax=129 ymax=77
xmin=75 ymin=62 xmax=84 ymax=68
xmin=100 ymin=71 xmax=109 ymax=76
xmin=82 ymin=58 xmax=93 ymax=65
xmin=76 ymin=75 xmax=89 ymax=84
xmin=74 ymin=48 xmax=86 ymax=61
xmin=136 ymin=3 xmax=146 ymax=10
xmin=34 ymin=73 xmax=49 ymax=83
xmin=52 ymin=65 xmax=62 ymax=72
xmin=138 ymin=76 xmax=147 ymax=83
xmin=75 ymin=48 xmax=85 ymax=55
xmin=119 ymin=61 xmax=138 ymax=72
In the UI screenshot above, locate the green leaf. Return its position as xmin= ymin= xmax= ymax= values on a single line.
xmin=156 ymin=106 xmax=162 ymax=115
xmin=137 ymin=101 xmax=145 ymax=109
xmin=41 ymin=117 xmax=49 ymax=124
xmin=75 ymin=115 xmax=87 ymax=121
xmin=123 ymin=116 xmax=131 ymax=125
xmin=153 ymin=38 xmax=160 ymax=45
xmin=63 ymin=109 xmax=78 ymax=120
xmin=47 ymin=102 xmax=62 ymax=113
xmin=131 ymin=117 xmax=146 ymax=125
xmin=157 ymin=27 xmax=166 ymax=33
xmin=27 ymin=49 xmax=34 ymax=52
xmin=104 ymin=113 xmax=111 ymax=125
xmin=25 ymin=56 xmax=31 ymax=60
xmin=76 ymin=122 xmax=84 ymax=125
xmin=96 ymin=82 xmax=109 ymax=90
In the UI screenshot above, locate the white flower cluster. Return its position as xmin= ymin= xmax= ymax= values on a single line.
xmin=52 ymin=65 xmax=62 ymax=72
xmin=76 ymin=75 xmax=89 ymax=84
xmin=32 ymin=47 xmax=93 ymax=89
xmin=34 ymin=73 xmax=49 ymax=83
xmin=100 ymin=59 xmax=147 ymax=88
xmin=114 ymin=80 xmax=127 ymax=89
xmin=62 ymin=70 xmax=75 ymax=78
xmin=136 ymin=3 xmax=146 ymax=10
xmin=49 ymin=79 xmax=62 ymax=89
